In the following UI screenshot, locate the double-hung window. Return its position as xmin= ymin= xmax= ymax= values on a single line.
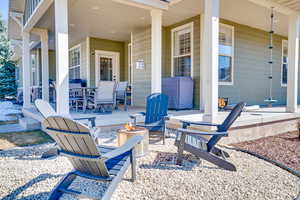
xmin=281 ymin=40 xmax=288 ymax=86
xmin=69 ymin=45 xmax=81 ymax=80
xmin=172 ymin=23 xmax=193 ymax=77
xmin=219 ymin=24 xmax=234 ymax=85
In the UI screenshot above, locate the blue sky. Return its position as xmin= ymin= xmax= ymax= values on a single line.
xmin=0 ymin=0 xmax=8 ymax=21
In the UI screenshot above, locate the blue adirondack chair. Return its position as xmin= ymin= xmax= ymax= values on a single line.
xmin=130 ymin=93 xmax=169 ymax=144
xmin=175 ymin=102 xmax=246 ymax=171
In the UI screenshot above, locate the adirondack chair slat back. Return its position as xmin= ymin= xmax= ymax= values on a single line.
xmin=42 ymin=116 xmax=110 ymax=177
xmin=145 ymin=93 xmax=168 ymax=124
xmin=35 ymin=99 xmax=57 ymax=119
xmin=96 ymin=81 xmax=116 ymax=101
xmin=35 ymin=99 xmax=73 ymax=120
xmin=207 ymin=102 xmax=245 ymax=151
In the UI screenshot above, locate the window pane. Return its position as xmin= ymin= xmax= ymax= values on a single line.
xmin=219 ymin=55 xmax=232 ymax=82
xmin=174 ymin=28 xmax=191 ymax=57
xmin=282 ymin=64 xmax=287 ymax=85
xmin=69 ymin=47 xmax=81 ymax=79
xmin=219 ymin=25 xmax=233 ymax=83
xmin=282 ymin=41 xmax=288 ymax=85
xmin=174 ymin=56 xmax=191 ymax=77
xmin=219 ymin=26 xmax=233 ymax=56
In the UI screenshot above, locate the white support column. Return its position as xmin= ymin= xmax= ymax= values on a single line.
xmin=41 ymin=30 xmax=49 ymax=102
xmin=200 ymin=13 xmax=205 ymax=111
xmin=202 ymin=0 xmax=219 ymax=122
xmin=287 ymin=14 xmax=300 ymax=113
xmin=151 ymin=9 xmax=162 ymax=93
xmin=22 ymin=31 xmax=31 ymax=109
xmin=55 ymin=0 xmax=70 ymax=115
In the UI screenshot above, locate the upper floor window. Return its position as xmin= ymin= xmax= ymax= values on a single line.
xmin=69 ymin=45 xmax=81 ymax=80
xmin=172 ymin=22 xmax=193 ymax=77
xmin=281 ymin=40 xmax=288 ymax=87
xmin=219 ymin=24 xmax=234 ymax=85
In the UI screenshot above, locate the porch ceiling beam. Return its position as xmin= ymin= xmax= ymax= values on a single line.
xmin=23 ymin=0 xmax=54 ymax=32
xmin=9 ymin=11 xmax=23 ymax=28
xmin=248 ymin=0 xmax=299 ymax=15
xmin=11 ymin=39 xmax=23 ymax=48
xmin=113 ymin=0 xmax=169 ymax=10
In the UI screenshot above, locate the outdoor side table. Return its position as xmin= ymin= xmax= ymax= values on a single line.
xmin=117 ymin=127 xmax=149 ymax=157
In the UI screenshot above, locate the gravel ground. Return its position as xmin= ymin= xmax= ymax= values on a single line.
xmin=0 ymin=132 xmax=299 ymax=200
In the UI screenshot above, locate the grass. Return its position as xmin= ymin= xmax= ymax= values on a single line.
xmin=0 ymin=130 xmax=54 ymax=150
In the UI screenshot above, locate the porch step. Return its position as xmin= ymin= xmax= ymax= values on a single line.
xmin=19 ymin=117 xmax=41 ymax=131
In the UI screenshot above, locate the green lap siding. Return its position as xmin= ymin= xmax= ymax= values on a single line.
xmin=132 ymin=28 xmax=152 ymax=107
xmin=219 ymin=19 xmax=288 ymax=106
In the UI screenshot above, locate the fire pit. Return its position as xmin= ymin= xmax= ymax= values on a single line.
xmin=118 ymin=124 xmax=149 ymax=157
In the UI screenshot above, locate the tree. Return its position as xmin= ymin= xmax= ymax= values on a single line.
xmin=0 ymin=13 xmax=17 ymax=99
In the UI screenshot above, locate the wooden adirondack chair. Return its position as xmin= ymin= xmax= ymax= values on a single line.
xmin=130 ymin=93 xmax=169 ymax=144
xmin=175 ymin=102 xmax=246 ymax=171
xmin=42 ymin=116 xmax=143 ymax=200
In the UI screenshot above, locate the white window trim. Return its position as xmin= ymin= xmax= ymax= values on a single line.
xmin=69 ymin=44 xmax=81 ymax=79
xmin=219 ymin=23 xmax=235 ymax=86
xmin=281 ymin=39 xmax=288 ymax=87
xmin=171 ymin=22 xmax=194 ymax=78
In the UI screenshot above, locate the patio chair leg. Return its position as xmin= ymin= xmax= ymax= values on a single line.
xmin=162 ymin=130 xmax=166 ymax=145
xmin=130 ymin=150 xmax=136 ymax=182
xmin=176 ymin=132 xmax=187 ymax=165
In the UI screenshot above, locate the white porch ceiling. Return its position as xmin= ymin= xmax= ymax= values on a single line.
xmin=271 ymin=0 xmax=300 ymax=12
xmin=8 ymin=0 xmax=291 ymax=46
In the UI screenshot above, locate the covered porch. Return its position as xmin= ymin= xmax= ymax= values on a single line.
xmin=8 ymin=0 xmax=300 ymax=127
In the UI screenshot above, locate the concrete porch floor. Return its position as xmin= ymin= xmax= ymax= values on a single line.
xmin=21 ymin=105 xmax=300 ymax=144
xmin=22 ymin=104 xmax=300 ymax=128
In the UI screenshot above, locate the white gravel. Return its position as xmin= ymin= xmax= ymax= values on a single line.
xmin=0 ymin=132 xmax=299 ymax=200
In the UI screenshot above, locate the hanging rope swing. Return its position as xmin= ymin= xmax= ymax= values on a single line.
xmin=264 ymin=7 xmax=277 ymax=107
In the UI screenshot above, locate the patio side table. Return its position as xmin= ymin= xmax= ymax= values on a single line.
xmin=117 ymin=127 xmax=149 ymax=157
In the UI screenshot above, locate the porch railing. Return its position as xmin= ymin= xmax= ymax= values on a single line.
xmin=23 ymin=0 xmax=42 ymax=25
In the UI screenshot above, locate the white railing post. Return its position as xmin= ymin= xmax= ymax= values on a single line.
xmin=287 ymin=14 xmax=300 ymax=113
xmin=151 ymin=9 xmax=162 ymax=93
xmin=202 ymin=0 xmax=219 ymax=122
xmin=22 ymin=31 xmax=31 ymax=108
xmin=41 ymin=30 xmax=49 ymax=102
xmin=55 ymin=0 xmax=70 ymax=115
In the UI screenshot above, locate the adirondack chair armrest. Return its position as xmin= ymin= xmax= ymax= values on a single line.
xmin=74 ymin=117 xmax=96 ymax=127
xmin=178 ymin=128 xmax=228 ymax=136
xmin=130 ymin=112 xmax=146 ymax=125
xmin=180 ymin=120 xmax=220 ymax=128
xmin=102 ymin=136 xmax=143 ymax=160
xmin=130 ymin=112 xmax=146 ymax=119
